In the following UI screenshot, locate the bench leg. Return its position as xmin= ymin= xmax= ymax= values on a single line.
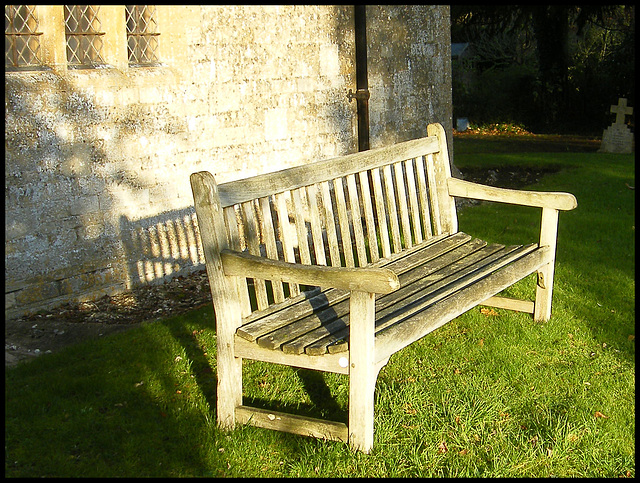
xmin=217 ymin=331 xmax=243 ymax=430
xmin=348 ymin=291 xmax=376 ymax=453
xmin=534 ymin=263 xmax=554 ymax=322
xmin=534 ymin=207 xmax=559 ymax=322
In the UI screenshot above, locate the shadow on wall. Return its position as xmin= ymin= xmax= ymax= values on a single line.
xmin=4 ymin=70 xmax=191 ymax=317
xmin=6 ymin=5 xmax=451 ymax=318
xmin=118 ymin=209 xmax=205 ymax=289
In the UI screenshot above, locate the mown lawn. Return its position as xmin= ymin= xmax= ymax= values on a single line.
xmin=5 ymin=141 xmax=634 ymax=477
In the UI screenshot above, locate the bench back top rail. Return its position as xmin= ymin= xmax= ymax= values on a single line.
xmin=192 ymin=123 xmax=457 ymax=314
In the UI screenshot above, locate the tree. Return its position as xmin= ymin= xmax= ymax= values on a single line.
xmin=451 ymin=5 xmax=635 ymax=133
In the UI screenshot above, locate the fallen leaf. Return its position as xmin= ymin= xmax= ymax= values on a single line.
xmin=438 ymin=441 xmax=448 ymax=453
xmin=628 ymin=335 xmax=635 ymax=341
xmin=480 ymin=307 xmax=499 ymax=317
xmin=594 ymin=411 xmax=608 ymax=419
xmin=478 ymin=338 xmax=484 ymax=346
xmin=459 ymin=449 xmax=468 ymax=455
xmin=403 ymin=404 xmax=417 ymax=415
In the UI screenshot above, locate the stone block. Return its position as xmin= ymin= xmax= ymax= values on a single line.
xmin=15 ymin=280 xmax=61 ymax=306
xmin=58 ymin=267 xmax=115 ymax=297
xmin=264 ymin=108 xmax=289 ymax=141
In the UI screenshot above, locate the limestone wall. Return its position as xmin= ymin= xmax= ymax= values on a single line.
xmin=5 ymin=5 xmax=452 ymax=319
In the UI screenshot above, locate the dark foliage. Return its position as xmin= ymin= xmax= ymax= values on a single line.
xmin=451 ymin=5 xmax=635 ymax=134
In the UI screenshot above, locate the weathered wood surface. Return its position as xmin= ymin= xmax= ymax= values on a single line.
xmin=236 ymin=405 xmax=348 ymax=442
xmin=216 ymin=136 xmax=440 ymax=207
xmin=448 ymin=177 xmax=577 ymax=211
xmin=190 ymin=122 xmax=577 ymax=453
xmin=234 ymin=233 xmax=547 ymax=357
xmin=221 ymin=249 xmax=400 ymax=294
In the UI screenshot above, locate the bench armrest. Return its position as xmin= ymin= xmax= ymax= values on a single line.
xmin=221 ymin=249 xmax=400 ymax=294
xmin=447 ymin=178 xmax=577 ymax=211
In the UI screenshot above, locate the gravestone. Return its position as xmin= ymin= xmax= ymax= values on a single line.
xmin=598 ymin=98 xmax=634 ymax=153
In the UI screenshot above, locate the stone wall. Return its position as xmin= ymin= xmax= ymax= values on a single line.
xmin=5 ymin=5 xmax=452 ymax=319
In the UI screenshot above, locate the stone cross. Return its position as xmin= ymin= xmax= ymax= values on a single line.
xmin=610 ymin=97 xmax=633 ymax=126
xmin=598 ymin=97 xmax=634 ymax=154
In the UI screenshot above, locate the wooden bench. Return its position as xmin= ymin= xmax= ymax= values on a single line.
xmin=190 ymin=122 xmax=577 ymax=453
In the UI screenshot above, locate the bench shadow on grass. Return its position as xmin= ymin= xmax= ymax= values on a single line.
xmin=163 ymin=303 xmax=350 ymax=454
xmin=5 ymin=329 xmax=225 ymax=477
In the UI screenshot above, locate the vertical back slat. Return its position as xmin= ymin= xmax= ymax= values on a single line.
xmin=241 ymin=200 xmax=270 ymax=310
xmin=359 ymin=170 xmax=379 ymax=263
xmin=394 ymin=161 xmax=412 ymax=249
xmin=305 ymin=184 xmax=327 ymax=266
xmin=383 ymin=164 xmax=402 ymax=253
xmin=404 ymin=158 xmax=424 ymax=244
xmin=258 ymin=196 xmax=285 ymax=303
xmin=415 ymin=155 xmax=433 ymax=238
xmin=426 ymin=153 xmax=443 ymax=236
xmin=291 ymin=187 xmax=312 ymax=265
xmin=334 ymin=177 xmax=355 ymax=267
xmin=346 ymin=173 xmax=368 ymax=267
xmin=274 ymin=191 xmax=300 ymax=296
xmin=319 ymin=180 xmax=342 ymax=267
xmin=371 ymin=167 xmax=391 ymax=258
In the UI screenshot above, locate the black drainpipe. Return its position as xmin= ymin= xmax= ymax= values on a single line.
xmin=348 ymin=5 xmax=370 ymax=152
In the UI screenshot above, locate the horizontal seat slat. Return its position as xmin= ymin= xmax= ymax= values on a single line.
xmin=237 ymin=288 xmax=347 ymax=341
xmin=373 ymin=243 xmax=538 ymax=334
xmin=238 ymin=233 xmax=466 ymax=344
xmin=307 ymin=243 xmax=540 ymax=356
xmin=303 ymin=242 xmax=526 ymax=355
xmin=258 ymin=296 xmax=351 ymax=350
xmin=236 ymin=233 xmax=541 ymax=356
xmin=374 ymin=246 xmax=550 ymax=361
xmin=236 ymin=233 xmax=456 ymax=340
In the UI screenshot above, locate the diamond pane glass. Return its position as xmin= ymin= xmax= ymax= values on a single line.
xmin=125 ymin=5 xmax=159 ymax=65
xmin=5 ymin=5 xmax=42 ymax=68
xmin=65 ymin=5 xmax=104 ymax=67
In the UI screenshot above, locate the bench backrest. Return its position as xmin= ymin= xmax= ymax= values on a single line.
xmin=191 ymin=122 xmax=457 ymax=315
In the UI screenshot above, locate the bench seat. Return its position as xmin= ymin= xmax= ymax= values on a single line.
xmin=235 ymin=232 xmax=543 ymax=359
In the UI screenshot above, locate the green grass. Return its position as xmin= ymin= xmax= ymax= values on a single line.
xmin=5 ymin=146 xmax=634 ymax=477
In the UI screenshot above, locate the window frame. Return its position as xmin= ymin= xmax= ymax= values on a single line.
xmin=64 ymin=5 xmax=106 ymax=69
xmin=5 ymin=5 xmax=46 ymax=71
xmin=125 ymin=5 xmax=160 ymax=67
